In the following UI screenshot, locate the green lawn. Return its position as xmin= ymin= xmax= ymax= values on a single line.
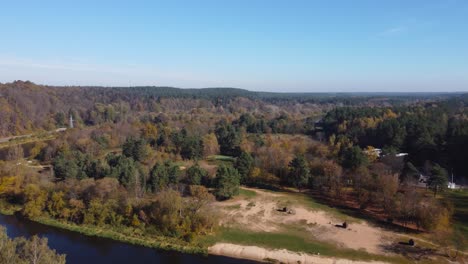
xmin=447 ymin=190 xmax=468 ymax=247
xmin=205 ymin=155 xmax=236 ymax=166
xmin=238 ymin=188 xmax=257 ymax=199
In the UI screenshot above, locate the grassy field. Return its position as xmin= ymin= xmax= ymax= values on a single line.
xmin=447 ymin=190 xmax=468 ymax=248
xmin=238 ymin=188 xmax=257 ymax=199
xmin=250 ymin=187 xmax=358 ymax=222
xmin=0 ymin=133 xmax=56 ymax=149
xmin=206 ymin=155 xmax=236 ymax=162
xmin=206 ymin=155 xmax=236 ymax=166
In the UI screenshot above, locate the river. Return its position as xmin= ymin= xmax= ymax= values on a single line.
xmin=0 ymin=214 xmax=256 ymax=264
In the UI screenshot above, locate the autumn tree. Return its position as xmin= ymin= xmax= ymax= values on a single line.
xmin=356 ymin=168 xmax=376 ymax=208
xmin=140 ymin=122 xmax=158 ymax=145
xmin=202 ymin=133 xmax=219 ymax=157
xmin=23 ymin=184 xmax=48 ymax=218
xmin=187 ymin=185 xmax=215 ymax=213
xmin=375 ymin=171 xmax=399 ymax=213
xmin=47 ymin=191 xmax=66 ymax=218
xmin=0 ymin=176 xmax=16 ymax=197
xmin=186 ymin=185 xmax=218 ymax=237
xmin=310 ymin=160 xmax=342 ymax=193
xmin=149 ymin=189 xmax=183 ymax=236
xmin=0 ymin=226 xmax=66 ymax=264
xmin=6 ymin=145 xmax=24 ymax=161
xmin=363 ymin=146 xmax=379 ymax=163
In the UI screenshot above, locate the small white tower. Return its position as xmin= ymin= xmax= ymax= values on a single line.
xmin=448 ymin=170 xmax=456 ymax=189
xmin=69 ymin=114 xmax=74 ymax=129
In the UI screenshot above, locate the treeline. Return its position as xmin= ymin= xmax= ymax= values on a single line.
xmin=0 ymin=80 xmax=455 ymax=137
xmin=0 ymin=226 xmax=65 ymax=264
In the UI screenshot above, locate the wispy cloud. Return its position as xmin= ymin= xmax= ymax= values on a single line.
xmin=377 ymin=26 xmax=408 ymax=37
xmin=0 ymin=56 xmax=237 ymax=89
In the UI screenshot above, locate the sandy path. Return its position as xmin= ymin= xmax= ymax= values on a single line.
xmin=209 ymin=243 xmax=390 ymax=264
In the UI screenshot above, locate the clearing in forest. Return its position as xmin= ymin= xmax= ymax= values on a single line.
xmin=216 ymin=187 xmax=396 ymax=255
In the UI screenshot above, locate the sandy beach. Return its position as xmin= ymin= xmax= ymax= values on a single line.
xmin=209 ymin=243 xmax=390 ymax=264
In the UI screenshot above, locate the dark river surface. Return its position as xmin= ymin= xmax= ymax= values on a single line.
xmin=0 ymin=214 xmax=256 ymax=264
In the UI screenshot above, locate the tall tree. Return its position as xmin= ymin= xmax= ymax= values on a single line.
xmin=53 ymin=153 xmax=79 ymax=180
xmin=185 ymin=164 xmax=208 ymax=186
xmin=122 ymin=137 xmax=148 ymax=162
xmin=215 ymin=120 xmax=241 ymax=157
xmin=6 ymin=145 xmax=24 ymax=161
xmin=148 ymin=161 xmax=180 ymax=192
xmin=180 ymin=135 xmax=204 ymax=160
xmin=107 ymin=154 xmax=143 ymax=191
xmin=234 ymin=151 xmax=254 ymax=184
xmin=401 ymin=162 xmax=420 ymax=183
xmin=213 ymin=165 xmax=240 ymax=200
xmin=287 ymin=155 xmax=310 ymax=190
xmin=428 ymin=164 xmax=448 ymax=196
xmin=340 ymin=146 xmax=368 ymax=170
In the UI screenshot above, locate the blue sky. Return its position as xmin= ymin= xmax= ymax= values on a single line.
xmin=0 ymin=0 xmax=467 ymax=92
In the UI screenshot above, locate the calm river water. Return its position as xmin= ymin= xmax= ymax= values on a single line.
xmin=0 ymin=214 xmax=256 ymax=264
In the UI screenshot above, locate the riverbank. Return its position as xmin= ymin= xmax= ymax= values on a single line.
xmin=209 ymin=243 xmax=391 ymax=264
xmin=0 ymin=213 xmax=257 ymax=264
xmin=0 ymin=210 xmax=397 ymax=264
xmin=32 ymin=217 xmax=208 ymax=255
xmin=0 ymin=200 xmax=22 ymax=215
xmin=0 ymin=201 xmax=207 ymax=255
xmin=0 ymin=195 xmax=404 ymax=264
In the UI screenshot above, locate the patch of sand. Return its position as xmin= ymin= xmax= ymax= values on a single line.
xmin=209 ymin=243 xmax=390 ymax=264
xmin=217 ymin=188 xmax=394 ymax=254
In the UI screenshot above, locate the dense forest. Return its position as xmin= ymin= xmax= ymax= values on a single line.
xmin=321 ymin=97 xmax=468 ymax=180
xmin=0 ymin=81 xmax=467 ymax=262
xmin=0 ymin=80 xmax=458 ymax=137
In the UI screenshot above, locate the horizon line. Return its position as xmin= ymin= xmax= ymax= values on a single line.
xmin=1 ymin=80 xmax=467 ymax=95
